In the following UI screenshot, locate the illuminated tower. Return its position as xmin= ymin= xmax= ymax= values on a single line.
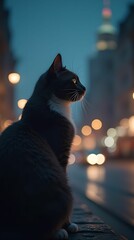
xmin=97 ymin=0 xmax=117 ymax=51
xmin=84 ymin=0 xmax=117 ymax=136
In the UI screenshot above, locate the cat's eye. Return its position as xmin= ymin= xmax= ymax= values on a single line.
xmin=72 ymin=78 xmax=77 ymax=84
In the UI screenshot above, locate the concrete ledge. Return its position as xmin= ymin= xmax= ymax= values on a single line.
xmin=69 ymin=195 xmax=126 ymax=240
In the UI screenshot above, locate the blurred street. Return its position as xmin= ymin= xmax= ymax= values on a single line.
xmin=68 ymin=160 xmax=134 ymax=239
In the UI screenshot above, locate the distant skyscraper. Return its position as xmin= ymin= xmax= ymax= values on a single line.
xmin=85 ymin=1 xmax=117 ymax=135
xmin=114 ymin=4 xmax=134 ymax=125
xmin=0 ymin=0 xmax=16 ymax=131
xmin=96 ymin=1 xmax=117 ymax=51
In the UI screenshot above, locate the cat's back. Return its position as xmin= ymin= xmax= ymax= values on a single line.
xmin=0 ymin=120 xmax=62 ymax=179
xmin=0 ymin=120 xmax=52 ymax=155
xmin=0 ymin=121 xmax=44 ymax=160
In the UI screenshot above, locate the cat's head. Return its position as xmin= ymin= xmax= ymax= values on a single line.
xmin=34 ymin=54 xmax=86 ymax=103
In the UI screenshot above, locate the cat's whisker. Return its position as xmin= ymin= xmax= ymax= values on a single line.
xmin=70 ymin=93 xmax=77 ymax=101
xmin=84 ymin=97 xmax=91 ymax=111
xmin=81 ymin=101 xmax=86 ymax=116
xmin=83 ymin=98 xmax=89 ymax=111
xmin=81 ymin=97 xmax=90 ymax=116
xmin=75 ymin=93 xmax=79 ymax=101
xmin=70 ymin=92 xmax=77 ymax=102
xmin=59 ymin=89 xmax=77 ymax=92
xmin=67 ymin=91 xmax=78 ymax=95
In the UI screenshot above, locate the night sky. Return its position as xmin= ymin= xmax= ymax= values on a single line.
xmin=5 ymin=0 xmax=134 ymax=118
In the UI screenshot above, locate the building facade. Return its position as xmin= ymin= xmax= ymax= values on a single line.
xmin=114 ymin=4 xmax=134 ymax=125
xmin=0 ymin=0 xmax=16 ymax=131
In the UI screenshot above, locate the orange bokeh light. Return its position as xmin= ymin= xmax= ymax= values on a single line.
xmin=91 ymin=119 xmax=102 ymax=130
xmin=72 ymin=135 xmax=82 ymax=146
xmin=81 ymin=125 xmax=92 ymax=136
xmin=17 ymin=99 xmax=27 ymax=109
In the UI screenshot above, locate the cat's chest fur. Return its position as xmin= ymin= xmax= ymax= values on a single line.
xmin=48 ymin=96 xmax=72 ymax=122
xmin=26 ymin=96 xmax=75 ymax=167
xmin=45 ymin=96 xmax=75 ymax=166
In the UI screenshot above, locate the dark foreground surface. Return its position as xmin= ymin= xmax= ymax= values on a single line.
xmin=68 ymin=161 xmax=134 ymax=240
xmin=69 ymin=192 xmax=125 ymax=240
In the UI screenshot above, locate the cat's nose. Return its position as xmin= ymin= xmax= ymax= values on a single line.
xmin=81 ymin=85 xmax=86 ymax=93
xmin=82 ymin=86 xmax=86 ymax=92
xmin=79 ymin=85 xmax=86 ymax=96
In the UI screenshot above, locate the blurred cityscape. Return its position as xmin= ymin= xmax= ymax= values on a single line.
xmin=72 ymin=2 xmax=134 ymax=165
xmin=0 ymin=0 xmax=134 ymax=165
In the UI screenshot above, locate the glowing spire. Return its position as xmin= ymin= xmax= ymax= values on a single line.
xmin=96 ymin=0 xmax=117 ymax=51
xmin=102 ymin=0 xmax=112 ymax=19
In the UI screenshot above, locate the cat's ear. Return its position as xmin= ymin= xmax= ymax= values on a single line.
xmin=49 ymin=54 xmax=63 ymax=73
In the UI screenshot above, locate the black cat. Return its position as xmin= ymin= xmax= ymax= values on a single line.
xmin=0 ymin=54 xmax=86 ymax=240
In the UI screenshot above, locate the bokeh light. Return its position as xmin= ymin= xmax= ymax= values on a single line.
xmin=116 ymin=126 xmax=127 ymax=137
xmin=120 ymin=118 xmax=129 ymax=128
xmin=17 ymin=99 xmax=27 ymax=109
xmin=87 ymin=154 xmax=97 ymax=165
xmin=8 ymin=73 xmax=20 ymax=84
xmin=91 ymin=119 xmax=102 ymax=130
xmin=128 ymin=116 xmax=134 ymax=135
xmin=104 ymin=136 xmax=114 ymax=147
xmin=96 ymin=41 xmax=107 ymax=50
xmin=3 ymin=120 xmax=13 ymax=130
xmin=107 ymin=128 xmax=117 ymax=138
xmin=96 ymin=154 xmax=106 ymax=165
xmin=68 ymin=154 xmax=76 ymax=165
xmin=81 ymin=125 xmax=92 ymax=136
xmin=18 ymin=114 xmax=22 ymax=120
xmin=87 ymin=153 xmax=106 ymax=165
xmin=72 ymin=135 xmax=82 ymax=146
xmin=102 ymin=8 xmax=112 ymax=18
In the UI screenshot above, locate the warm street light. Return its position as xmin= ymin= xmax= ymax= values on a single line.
xmin=87 ymin=154 xmax=97 ymax=165
xmin=120 ymin=118 xmax=129 ymax=128
xmin=72 ymin=135 xmax=82 ymax=146
xmin=91 ymin=119 xmax=102 ymax=130
xmin=3 ymin=120 xmax=13 ymax=130
xmin=97 ymin=154 xmax=106 ymax=165
xmin=17 ymin=99 xmax=27 ymax=109
xmin=128 ymin=116 xmax=134 ymax=135
xmin=81 ymin=125 xmax=92 ymax=136
xmin=8 ymin=73 xmax=20 ymax=84
xmin=86 ymin=153 xmax=106 ymax=165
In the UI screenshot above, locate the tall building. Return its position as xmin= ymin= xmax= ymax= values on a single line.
xmin=114 ymin=4 xmax=134 ymax=125
xmin=79 ymin=3 xmax=134 ymax=159
xmin=0 ymin=0 xmax=16 ymax=131
xmin=85 ymin=1 xmax=117 ymax=135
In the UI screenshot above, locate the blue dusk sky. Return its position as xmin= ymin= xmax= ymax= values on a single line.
xmin=5 ymin=0 xmax=134 ymax=117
